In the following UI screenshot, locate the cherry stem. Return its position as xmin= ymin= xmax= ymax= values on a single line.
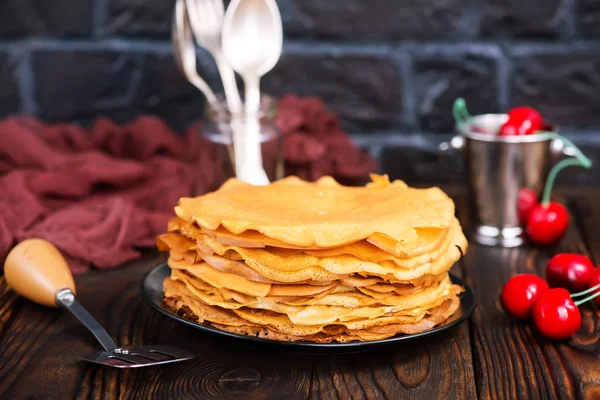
xmin=574 ymin=288 xmax=600 ymax=306
xmin=571 ymin=283 xmax=600 ymax=298
xmin=540 ymin=133 xmax=592 ymax=207
xmin=452 ymin=97 xmax=471 ymax=127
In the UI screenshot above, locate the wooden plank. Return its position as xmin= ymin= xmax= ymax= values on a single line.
xmin=0 ymin=254 xmax=312 ymax=399
xmin=455 ymin=188 xmax=600 ymax=399
xmin=309 ymin=321 xmax=476 ymax=399
xmin=0 ymin=277 xmax=19 ymax=339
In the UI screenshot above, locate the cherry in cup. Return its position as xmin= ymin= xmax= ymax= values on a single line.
xmin=499 ymin=106 xmax=543 ymax=136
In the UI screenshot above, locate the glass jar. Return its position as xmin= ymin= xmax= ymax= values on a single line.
xmin=198 ymin=94 xmax=284 ymax=193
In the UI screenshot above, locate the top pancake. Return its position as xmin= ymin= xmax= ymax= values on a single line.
xmin=174 ymin=174 xmax=455 ymax=249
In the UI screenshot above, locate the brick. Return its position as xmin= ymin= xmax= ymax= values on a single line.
xmin=0 ymin=51 xmax=21 ymax=117
xmin=381 ymin=143 xmax=464 ymax=185
xmin=481 ymin=0 xmax=564 ymax=37
xmin=137 ymin=52 xmax=214 ymax=131
xmin=413 ymin=47 xmax=500 ymax=133
xmin=511 ymin=49 xmax=600 ymax=128
xmin=577 ymin=0 xmax=600 ymax=36
xmin=0 ymin=1 xmax=93 ymax=37
xmin=104 ymin=0 xmax=174 ymax=37
xmin=262 ymin=48 xmax=403 ymax=132
xmin=284 ymin=0 xmax=463 ymax=39
xmin=33 ymin=49 xmax=142 ymax=123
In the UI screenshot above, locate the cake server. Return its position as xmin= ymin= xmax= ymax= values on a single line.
xmin=4 ymin=238 xmax=193 ymax=369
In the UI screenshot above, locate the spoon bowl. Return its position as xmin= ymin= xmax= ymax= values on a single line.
xmin=222 ymin=0 xmax=283 ymax=78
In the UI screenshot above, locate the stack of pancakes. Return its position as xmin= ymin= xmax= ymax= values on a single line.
xmin=158 ymin=174 xmax=468 ymax=343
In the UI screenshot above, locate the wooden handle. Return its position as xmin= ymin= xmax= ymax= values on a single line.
xmin=4 ymin=239 xmax=76 ymax=308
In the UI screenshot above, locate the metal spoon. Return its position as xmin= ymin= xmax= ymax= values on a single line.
xmin=222 ymin=0 xmax=282 ymax=186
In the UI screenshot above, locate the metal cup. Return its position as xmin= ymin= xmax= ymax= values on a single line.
xmin=440 ymin=113 xmax=574 ymax=247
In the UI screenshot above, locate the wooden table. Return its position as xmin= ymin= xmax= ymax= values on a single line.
xmin=1 ymin=187 xmax=600 ymax=399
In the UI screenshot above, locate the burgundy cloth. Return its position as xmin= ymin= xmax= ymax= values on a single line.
xmin=0 ymin=94 xmax=377 ymax=273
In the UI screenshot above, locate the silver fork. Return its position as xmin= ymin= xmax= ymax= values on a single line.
xmin=4 ymin=239 xmax=194 ymax=369
xmin=172 ymin=0 xmax=219 ymax=108
xmin=185 ymin=0 xmax=242 ymax=114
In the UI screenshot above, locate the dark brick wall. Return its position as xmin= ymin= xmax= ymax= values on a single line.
xmin=1 ymin=0 xmax=600 ymax=184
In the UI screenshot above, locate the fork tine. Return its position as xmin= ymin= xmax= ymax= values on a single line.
xmin=131 ymin=350 xmax=172 ymax=362
xmin=138 ymin=345 xmax=195 ymax=359
xmin=190 ymin=0 xmax=212 ymax=23
xmin=206 ymin=0 xmax=222 ymax=22
xmin=185 ymin=0 xmax=208 ymax=47
xmin=185 ymin=0 xmax=200 ymax=27
xmin=109 ymin=353 xmax=158 ymax=365
xmin=211 ymin=0 xmax=225 ymax=18
xmin=198 ymin=0 xmax=222 ymax=23
xmin=80 ymin=345 xmax=193 ymax=368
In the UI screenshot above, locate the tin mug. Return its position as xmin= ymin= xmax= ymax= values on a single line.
xmin=440 ymin=113 xmax=577 ymax=248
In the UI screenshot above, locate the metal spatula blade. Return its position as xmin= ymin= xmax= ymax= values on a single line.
xmin=4 ymin=239 xmax=194 ymax=368
xmin=81 ymin=345 xmax=193 ymax=368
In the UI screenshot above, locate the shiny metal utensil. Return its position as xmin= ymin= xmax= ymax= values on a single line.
xmin=3 ymin=239 xmax=193 ymax=368
xmin=186 ymin=0 xmax=269 ymax=185
xmin=186 ymin=0 xmax=242 ymax=114
xmin=222 ymin=0 xmax=281 ymax=186
xmin=440 ymin=114 xmax=572 ymax=247
xmin=172 ymin=0 xmax=219 ymax=108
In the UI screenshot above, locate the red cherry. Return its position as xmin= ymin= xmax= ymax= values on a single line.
xmin=532 ymin=288 xmax=581 ymax=340
xmin=586 ymin=268 xmax=600 ymax=306
xmin=546 ymin=253 xmax=595 ymax=292
xmin=499 ymin=120 xmax=522 ymax=136
xmin=518 ymin=188 xmax=538 ymax=225
xmin=499 ymin=107 xmax=543 ymax=136
xmin=501 ymin=274 xmax=549 ymax=319
xmin=526 ymin=202 xmax=569 ymax=245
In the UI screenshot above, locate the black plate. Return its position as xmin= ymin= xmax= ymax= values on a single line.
xmin=141 ymin=263 xmax=476 ymax=350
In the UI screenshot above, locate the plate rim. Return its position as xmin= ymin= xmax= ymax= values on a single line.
xmin=140 ymin=263 xmax=476 ymax=348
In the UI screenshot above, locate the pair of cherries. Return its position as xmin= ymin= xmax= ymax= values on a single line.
xmin=500 ymin=107 xmax=569 ymax=245
xmin=501 ymin=253 xmax=600 ymax=340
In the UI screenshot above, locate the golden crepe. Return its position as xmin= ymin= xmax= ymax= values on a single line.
xmin=174 ymin=175 xmax=455 ymax=255
xmin=158 ymin=174 xmax=467 ymax=343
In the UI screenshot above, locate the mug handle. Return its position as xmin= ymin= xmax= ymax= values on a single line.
xmin=541 ymin=133 xmax=592 ymax=206
xmin=439 ymin=136 xmax=465 ymax=153
xmin=547 ymin=133 xmax=591 ymax=167
xmin=550 ymin=137 xmax=578 ymax=158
